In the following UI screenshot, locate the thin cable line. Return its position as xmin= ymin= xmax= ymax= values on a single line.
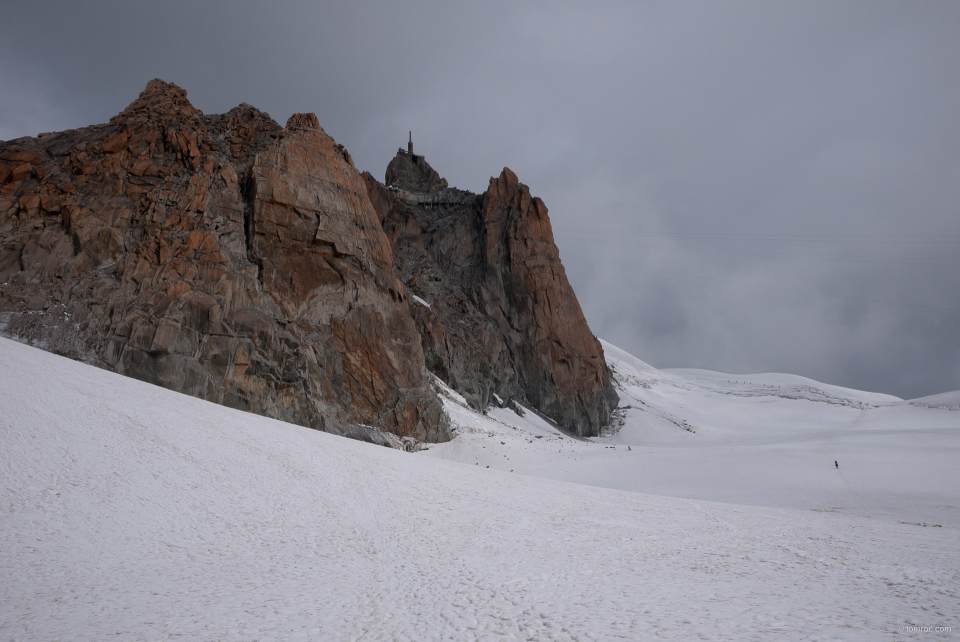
xmin=561 ymin=252 xmax=960 ymax=313
xmin=554 ymin=227 xmax=960 ymax=245
xmin=554 ymin=233 xmax=960 ymax=268
xmin=579 ymin=268 xmax=823 ymax=320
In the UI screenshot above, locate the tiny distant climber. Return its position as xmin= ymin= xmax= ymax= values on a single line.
xmin=835 ymin=461 xmax=838 ymax=469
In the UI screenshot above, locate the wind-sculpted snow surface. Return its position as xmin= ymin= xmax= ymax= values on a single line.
xmin=2 ymin=337 xmax=958 ymax=640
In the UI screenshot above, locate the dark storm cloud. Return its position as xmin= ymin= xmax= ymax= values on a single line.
xmin=3 ymin=1 xmax=958 ymax=398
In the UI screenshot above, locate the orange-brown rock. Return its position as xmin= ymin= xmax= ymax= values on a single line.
xmin=478 ymin=168 xmax=618 ymax=434
xmin=366 ymin=152 xmax=618 ymax=437
xmin=0 ymin=79 xmax=447 ymax=446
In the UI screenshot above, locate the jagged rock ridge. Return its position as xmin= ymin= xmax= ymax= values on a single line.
xmin=0 ymin=79 xmax=616 ymax=443
xmin=364 ymin=151 xmax=618 ymax=437
xmin=0 ymin=80 xmax=446 ymax=446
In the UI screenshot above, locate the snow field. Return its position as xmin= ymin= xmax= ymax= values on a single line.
xmin=428 ymin=340 xmax=960 ymax=529
xmin=1 ymin=337 xmax=958 ymax=640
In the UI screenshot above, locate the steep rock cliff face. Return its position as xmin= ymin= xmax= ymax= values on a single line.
xmin=365 ymin=152 xmax=618 ymax=437
xmin=0 ymin=80 xmax=447 ymax=445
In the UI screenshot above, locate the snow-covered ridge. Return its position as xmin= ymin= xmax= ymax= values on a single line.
xmin=663 ymin=368 xmax=900 ymax=407
xmin=604 ymin=339 xmax=902 ymax=408
xmin=909 ymin=389 xmax=960 ymax=409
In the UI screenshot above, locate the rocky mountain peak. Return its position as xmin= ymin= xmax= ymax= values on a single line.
xmin=0 ymin=80 xmax=446 ymax=449
xmin=366 ymin=154 xmax=619 ymax=437
xmin=384 ymin=150 xmax=448 ymax=193
xmin=285 ymin=112 xmax=322 ymax=131
xmin=490 ymin=167 xmax=520 ymax=196
xmin=0 ymin=79 xmax=615 ymax=445
xmin=111 ymin=79 xmax=200 ymax=123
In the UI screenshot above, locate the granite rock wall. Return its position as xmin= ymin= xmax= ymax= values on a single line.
xmin=365 ymin=152 xmax=618 ymax=437
xmin=0 ymin=80 xmax=447 ymax=446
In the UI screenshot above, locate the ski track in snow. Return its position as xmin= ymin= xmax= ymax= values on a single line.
xmin=1 ymin=337 xmax=958 ymax=640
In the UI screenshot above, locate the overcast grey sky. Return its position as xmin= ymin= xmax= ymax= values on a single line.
xmin=3 ymin=1 xmax=958 ymax=398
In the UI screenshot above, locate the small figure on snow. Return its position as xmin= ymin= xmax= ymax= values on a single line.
xmin=835 ymin=461 xmax=838 ymax=469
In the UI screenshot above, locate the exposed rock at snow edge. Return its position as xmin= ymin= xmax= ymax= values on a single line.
xmin=0 ymin=79 xmax=617 ymax=444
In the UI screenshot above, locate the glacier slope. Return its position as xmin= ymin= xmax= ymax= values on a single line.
xmin=1 ymin=337 xmax=957 ymax=640
xmin=425 ymin=340 xmax=960 ymax=530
